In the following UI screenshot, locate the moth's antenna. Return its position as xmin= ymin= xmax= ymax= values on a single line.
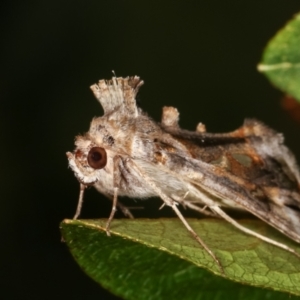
xmin=112 ymin=70 xmax=117 ymax=78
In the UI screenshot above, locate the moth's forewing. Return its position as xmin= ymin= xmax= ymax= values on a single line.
xmin=159 ymin=119 xmax=300 ymax=243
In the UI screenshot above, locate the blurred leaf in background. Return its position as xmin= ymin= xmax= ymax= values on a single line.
xmin=258 ymin=12 xmax=300 ymax=102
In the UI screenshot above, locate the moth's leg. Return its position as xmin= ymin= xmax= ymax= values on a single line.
xmin=104 ymin=193 xmax=134 ymax=219
xmin=116 ymin=201 xmax=134 ymax=219
xmin=211 ymin=206 xmax=300 ymax=258
xmin=172 ymin=192 xmax=218 ymax=217
xmin=182 ymin=201 xmax=219 ymax=217
xmin=190 ymin=185 xmax=300 ymax=258
xmin=105 ymin=187 xmax=118 ymax=236
xmin=73 ymin=183 xmax=86 ymax=220
xmin=171 ymin=203 xmax=224 ymax=274
xmin=105 ymin=156 xmax=121 ymax=236
xmin=127 ymin=159 xmax=224 ymax=274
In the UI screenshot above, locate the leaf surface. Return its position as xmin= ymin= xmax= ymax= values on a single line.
xmin=61 ymin=218 xmax=300 ymax=299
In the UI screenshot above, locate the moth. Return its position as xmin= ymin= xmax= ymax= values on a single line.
xmin=67 ymin=76 xmax=300 ymax=273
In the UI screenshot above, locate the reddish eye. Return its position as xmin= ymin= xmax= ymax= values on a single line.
xmin=87 ymin=147 xmax=107 ymax=169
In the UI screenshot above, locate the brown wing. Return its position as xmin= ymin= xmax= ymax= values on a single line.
xmin=159 ymin=119 xmax=300 ymax=243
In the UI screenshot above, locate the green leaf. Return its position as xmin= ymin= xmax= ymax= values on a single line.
xmin=258 ymin=12 xmax=300 ymax=101
xmin=61 ymin=218 xmax=300 ymax=299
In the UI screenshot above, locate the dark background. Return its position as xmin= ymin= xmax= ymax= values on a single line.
xmin=1 ymin=1 xmax=300 ymax=299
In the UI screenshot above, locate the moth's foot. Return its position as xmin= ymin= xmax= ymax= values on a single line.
xmin=105 ymin=227 xmax=111 ymax=237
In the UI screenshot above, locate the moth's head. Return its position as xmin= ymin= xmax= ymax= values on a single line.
xmin=67 ymin=76 xmax=144 ymax=189
xmin=66 ymin=133 xmax=115 ymax=187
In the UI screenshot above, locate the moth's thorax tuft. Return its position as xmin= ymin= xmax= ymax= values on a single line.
xmin=90 ymin=76 xmax=143 ymax=118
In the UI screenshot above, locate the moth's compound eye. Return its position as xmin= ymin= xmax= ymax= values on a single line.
xmin=87 ymin=147 xmax=107 ymax=169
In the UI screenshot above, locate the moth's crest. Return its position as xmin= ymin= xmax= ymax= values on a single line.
xmin=90 ymin=76 xmax=144 ymax=119
xmin=161 ymin=106 xmax=180 ymax=128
